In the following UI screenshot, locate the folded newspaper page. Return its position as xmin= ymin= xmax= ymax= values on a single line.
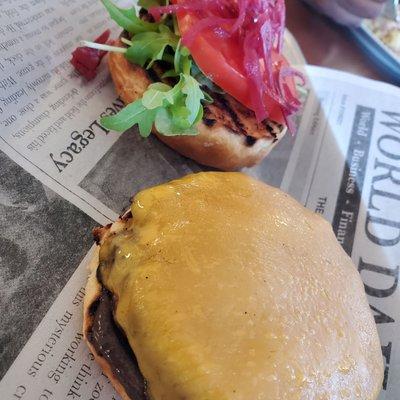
xmin=0 ymin=0 xmax=399 ymax=399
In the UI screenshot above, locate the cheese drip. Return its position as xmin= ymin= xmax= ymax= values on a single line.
xmin=99 ymin=172 xmax=382 ymax=400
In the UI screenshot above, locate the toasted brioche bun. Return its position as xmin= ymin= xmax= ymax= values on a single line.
xmin=84 ymin=172 xmax=383 ymax=400
xmin=107 ymin=41 xmax=287 ymax=171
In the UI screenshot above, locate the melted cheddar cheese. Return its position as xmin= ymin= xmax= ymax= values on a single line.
xmin=99 ymin=172 xmax=382 ymax=400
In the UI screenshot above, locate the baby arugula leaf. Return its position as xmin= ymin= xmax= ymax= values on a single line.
xmin=174 ymin=41 xmax=191 ymax=73
xmin=142 ymin=83 xmax=171 ymax=108
xmin=101 ymin=0 xmax=158 ymax=34
xmin=182 ymin=75 xmax=205 ymax=124
xmin=101 ymin=73 xmax=206 ymax=137
xmin=125 ymin=25 xmax=179 ymax=68
xmin=100 ymin=100 xmax=157 ymax=137
xmin=162 ymin=43 xmax=191 ymax=78
xmin=155 ymin=108 xmax=198 ymax=136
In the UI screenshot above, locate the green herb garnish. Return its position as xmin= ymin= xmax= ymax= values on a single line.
xmin=124 ymin=25 xmax=179 ymax=68
xmin=101 ymin=0 xmax=158 ymax=34
xmin=102 ymin=73 xmax=204 ymax=137
xmin=95 ymin=0 xmax=220 ymax=137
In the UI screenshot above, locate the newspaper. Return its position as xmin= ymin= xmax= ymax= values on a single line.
xmin=0 ymin=0 xmax=399 ymax=399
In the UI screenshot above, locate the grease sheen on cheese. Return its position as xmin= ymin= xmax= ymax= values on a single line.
xmin=99 ymin=172 xmax=382 ymax=400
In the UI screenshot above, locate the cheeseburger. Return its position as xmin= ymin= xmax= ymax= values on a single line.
xmin=77 ymin=0 xmax=304 ymax=170
xmin=84 ymin=172 xmax=383 ymax=400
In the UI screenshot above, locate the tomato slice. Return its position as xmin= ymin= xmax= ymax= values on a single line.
xmin=175 ymin=8 xmax=292 ymax=125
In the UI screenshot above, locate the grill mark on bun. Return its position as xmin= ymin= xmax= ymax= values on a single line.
xmin=262 ymin=120 xmax=279 ymax=139
xmin=245 ymin=136 xmax=257 ymax=147
xmin=208 ymin=91 xmax=248 ymax=135
xmin=203 ymin=118 xmax=217 ymax=127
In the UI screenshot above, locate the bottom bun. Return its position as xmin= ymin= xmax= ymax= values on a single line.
xmin=108 ymin=44 xmax=286 ymax=171
xmin=154 ymin=126 xmax=285 ymax=172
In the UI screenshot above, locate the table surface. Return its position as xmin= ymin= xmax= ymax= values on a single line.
xmin=286 ymin=0 xmax=390 ymax=83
